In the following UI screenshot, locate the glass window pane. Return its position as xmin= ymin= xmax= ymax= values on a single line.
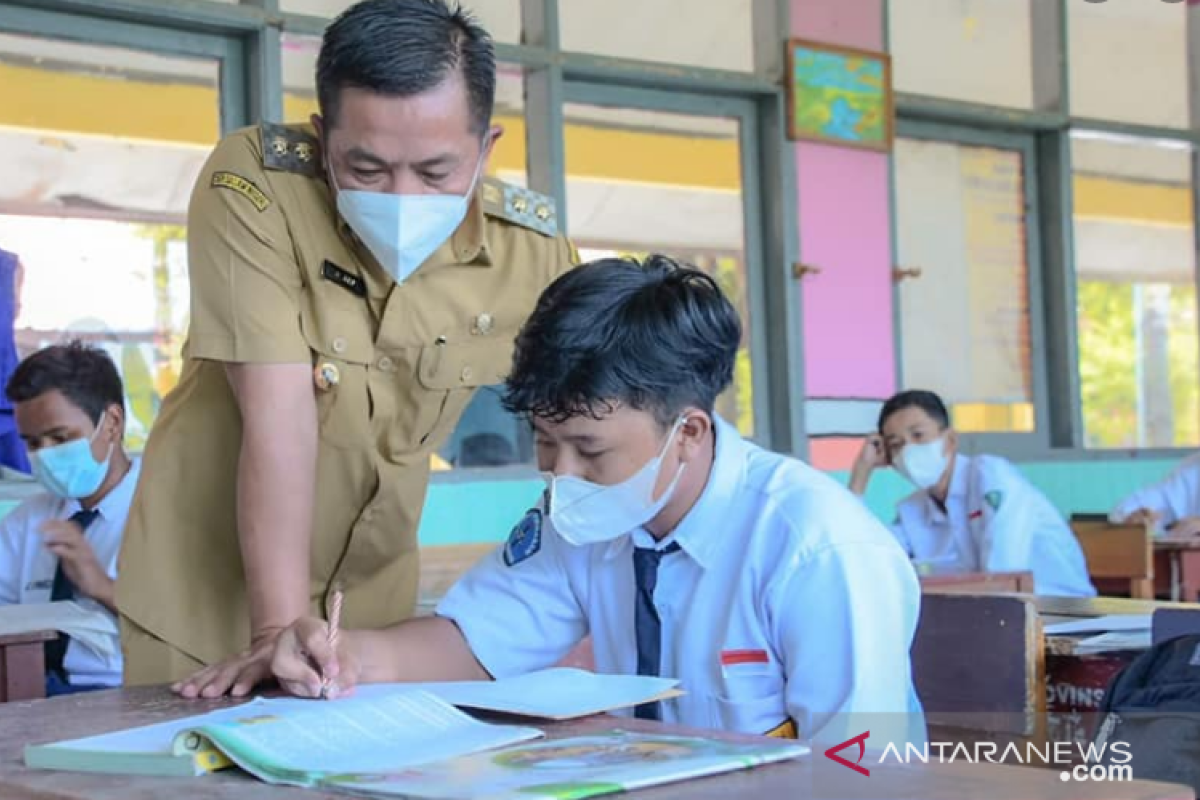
xmin=1068 ymin=0 xmax=1188 ymax=128
xmin=895 ymin=137 xmax=1035 ymax=434
xmin=0 ymin=33 xmax=220 ymax=452
xmin=889 ymin=0 xmax=1033 ymax=109
xmin=564 ymin=105 xmax=756 ymax=438
xmin=560 ymin=1 xmax=753 ymax=72
xmin=280 ymin=0 xmax=521 ymax=44
xmin=1073 ymin=133 xmax=1197 ymax=449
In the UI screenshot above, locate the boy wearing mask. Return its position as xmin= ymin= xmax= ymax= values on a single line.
xmin=850 ymin=389 xmax=1094 ymax=597
xmin=0 ymin=341 xmax=137 ymax=694
xmin=267 ymin=256 xmax=923 ymax=744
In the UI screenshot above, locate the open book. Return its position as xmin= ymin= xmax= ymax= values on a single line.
xmin=28 ymin=691 xmax=541 ymax=782
xmin=323 ymin=730 xmax=806 ymax=799
xmin=25 ymin=669 xmax=683 ymax=778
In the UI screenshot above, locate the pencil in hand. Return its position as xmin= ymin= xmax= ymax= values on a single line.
xmin=319 ymin=583 xmax=343 ymax=700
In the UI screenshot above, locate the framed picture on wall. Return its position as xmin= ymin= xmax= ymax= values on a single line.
xmin=785 ymin=38 xmax=893 ymax=152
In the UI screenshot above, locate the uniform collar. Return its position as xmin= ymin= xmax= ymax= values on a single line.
xmin=921 ymin=452 xmax=969 ymax=521
xmin=62 ymin=457 xmax=141 ymax=522
xmin=606 ymin=414 xmax=749 ymax=570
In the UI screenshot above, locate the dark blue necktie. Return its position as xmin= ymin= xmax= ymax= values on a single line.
xmin=44 ymin=508 xmax=100 ymax=681
xmin=633 ymin=541 xmax=681 ymax=720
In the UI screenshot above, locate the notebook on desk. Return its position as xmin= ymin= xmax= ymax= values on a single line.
xmin=25 ymin=669 xmax=685 ymax=778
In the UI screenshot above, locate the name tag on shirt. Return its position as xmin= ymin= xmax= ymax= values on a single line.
xmin=24 ymin=579 xmax=52 ymax=592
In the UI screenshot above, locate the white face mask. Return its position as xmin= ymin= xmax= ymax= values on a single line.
xmin=330 ymin=145 xmax=485 ymax=285
xmin=896 ymin=437 xmax=949 ymax=491
xmin=547 ymin=418 xmax=686 ymax=547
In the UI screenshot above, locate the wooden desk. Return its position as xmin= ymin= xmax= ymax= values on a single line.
xmin=1154 ymin=539 xmax=1200 ymax=603
xmin=0 ymin=630 xmax=53 ymax=703
xmin=921 ymin=571 xmax=1035 ymax=594
xmin=1036 ymin=595 xmax=1200 ymax=619
xmin=0 ymin=687 xmax=1190 ymax=800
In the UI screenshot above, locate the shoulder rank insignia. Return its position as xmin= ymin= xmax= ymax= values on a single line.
xmin=481 ymin=177 xmax=557 ymax=237
xmin=260 ymin=122 xmax=321 ymax=178
xmin=503 ymin=507 xmax=543 ymax=567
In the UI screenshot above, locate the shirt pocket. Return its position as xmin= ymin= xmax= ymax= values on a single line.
xmin=410 ymin=335 xmax=515 ymax=452
xmin=709 ymin=662 xmax=789 ymax=735
xmin=298 ymin=303 xmax=373 ymax=449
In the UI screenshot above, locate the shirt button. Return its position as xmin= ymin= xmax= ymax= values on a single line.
xmin=460 ymin=366 xmax=473 ymax=382
xmin=332 ymin=337 xmax=347 ymax=354
xmin=377 ymin=356 xmax=395 ymax=372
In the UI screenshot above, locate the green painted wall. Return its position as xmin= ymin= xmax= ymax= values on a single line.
xmin=416 ymin=457 xmax=1184 ymax=545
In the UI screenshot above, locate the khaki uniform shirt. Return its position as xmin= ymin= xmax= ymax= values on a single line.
xmin=116 ymin=123 xmax=575 ymax=665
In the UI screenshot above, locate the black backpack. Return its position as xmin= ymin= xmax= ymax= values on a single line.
xmin=1093 ymin=634 xmax=1200 ymax=794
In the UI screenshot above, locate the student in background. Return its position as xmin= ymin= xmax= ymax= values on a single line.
xmin=0 ymin=247 xmax=29 ymax=474
xmin=268 ymin=255 xmax=923 ymax=743
xmin=1109 ymin=454 xmax=1200 ymax=537
xmin=850 ymin=389 xmax=1095 ymax=598
xmin=0 ymin=342 xmax=138 ymax=695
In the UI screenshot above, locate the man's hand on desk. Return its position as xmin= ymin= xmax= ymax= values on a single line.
xmin=172 ymin=628 xmax=284 ymax=699
xmin=1120 ymin=508 xmax=1162 ymax=527
xmin=272 ymin=616 xmax=362 ymax=699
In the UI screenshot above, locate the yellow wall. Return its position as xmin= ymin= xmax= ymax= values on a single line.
xmin=0 ymin=62 xmax=1190 ymax=224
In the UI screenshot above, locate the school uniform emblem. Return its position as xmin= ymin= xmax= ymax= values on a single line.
xmin=503 ymin=508 xmax=543 ymax=567
xmin=984 ymin=490 xmax=1003 ymax=511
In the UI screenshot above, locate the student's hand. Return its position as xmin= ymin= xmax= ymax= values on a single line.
xmin=272 ymin=617 xmax=362 ymax=699
xmin=848 ymin=434 xmax=886 ymax=496
xmin=1121 ymin=508 xmax=1162 ymax=527
xmin=172 ymin=629 xmax=283 ymax=699
xmin=40 ymin=519 xmax=112 ymax=603
xmin=1168 ymin=516 xmax=1200 ymax=538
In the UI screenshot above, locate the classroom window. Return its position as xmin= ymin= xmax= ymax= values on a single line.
xmin=888 ymin=0 xmax=1034 ymax=109
xmin=894 ymin=136 xmax=1036 ymax=434
xmin=564 ymin=104 xmax=757 ymax=438
xmin=1068 ymin=0 xmax=1189 ymax=129
xmin=0 ymin=32 xmax=221 ymax=451
xmin=559 ymin=0 xmax=754 ymax=72
xmin=1073 ymin=133 xmax=1198 ymax=449
xmin=279 ymin=0 xmax=521 ymax=44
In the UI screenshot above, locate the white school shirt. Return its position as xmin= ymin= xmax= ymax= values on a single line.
xmin=1110 ymin=453 xmax=1200 ymax=530
xmin=891 ymin=454 xmax=1095 ymax=598
xmin=438 ymin=416 xmax=924 ymax=742
xmin=0 ymin=458 xmax=140 ymax=686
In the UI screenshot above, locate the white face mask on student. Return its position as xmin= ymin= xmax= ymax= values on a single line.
xmin=896 ymin=437 xmax=949 ymax=491
xmin=546 ymin=417 xmax=687 ymax=547
xmin=330 ymin=145 xmax=486 ymax=285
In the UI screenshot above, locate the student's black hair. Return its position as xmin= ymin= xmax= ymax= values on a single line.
xmin=878 ymin=389 xmax=951 ymax=432
xmin=503 ymin=254 xmax=741 ymax=428
xmin=316 ymin=0 xmax=495 ymax=134
xmin=5 ymin=341 xmax=124 ymax=425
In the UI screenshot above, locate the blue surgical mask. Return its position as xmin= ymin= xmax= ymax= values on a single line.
xmin=30 ymin=423 xmax=112 ymax=499
xmin=331 ymin=148 xmax=486 ymax=285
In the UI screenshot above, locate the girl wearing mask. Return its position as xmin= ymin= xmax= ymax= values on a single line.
xmin=849 ymin=390 xmax=1095 ymax=598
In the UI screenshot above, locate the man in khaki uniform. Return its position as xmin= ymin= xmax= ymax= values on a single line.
xmin=116 ymin=0 xmax=575 ymax=695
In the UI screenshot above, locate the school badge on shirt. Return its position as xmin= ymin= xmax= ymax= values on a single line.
xmin=503 ymin=508 xmax=543 ymax=567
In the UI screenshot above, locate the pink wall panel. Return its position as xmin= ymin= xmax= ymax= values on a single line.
xmin=790 ymin=0 xmax=883 ymax=49
xmin=795 ymin=144 xmax=895 ymax=398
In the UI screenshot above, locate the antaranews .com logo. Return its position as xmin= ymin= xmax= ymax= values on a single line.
xmin=824 ymin=731 xmax=1133 ymax=783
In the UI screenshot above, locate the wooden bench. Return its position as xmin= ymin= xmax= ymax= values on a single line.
xmin=1069 ymin=516 xmax=1154 ymax=599
xmin=0 ymin=631 xmax=53 ymax=703
xmin=912 ymin=593 xmax=1045 ymax=752
xmin=921 ymin=571 xmax=1034 ymax=594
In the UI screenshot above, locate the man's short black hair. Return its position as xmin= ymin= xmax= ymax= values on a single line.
xmin=878 ymin=389 xmax=951 ymax=432
xmin=503 ymin=255 xmax=741 ymax=427
xmin=5 ymin=341 xmax=124 ymax=425
xmin=317 ymin=0 xmax=495 ymax=133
